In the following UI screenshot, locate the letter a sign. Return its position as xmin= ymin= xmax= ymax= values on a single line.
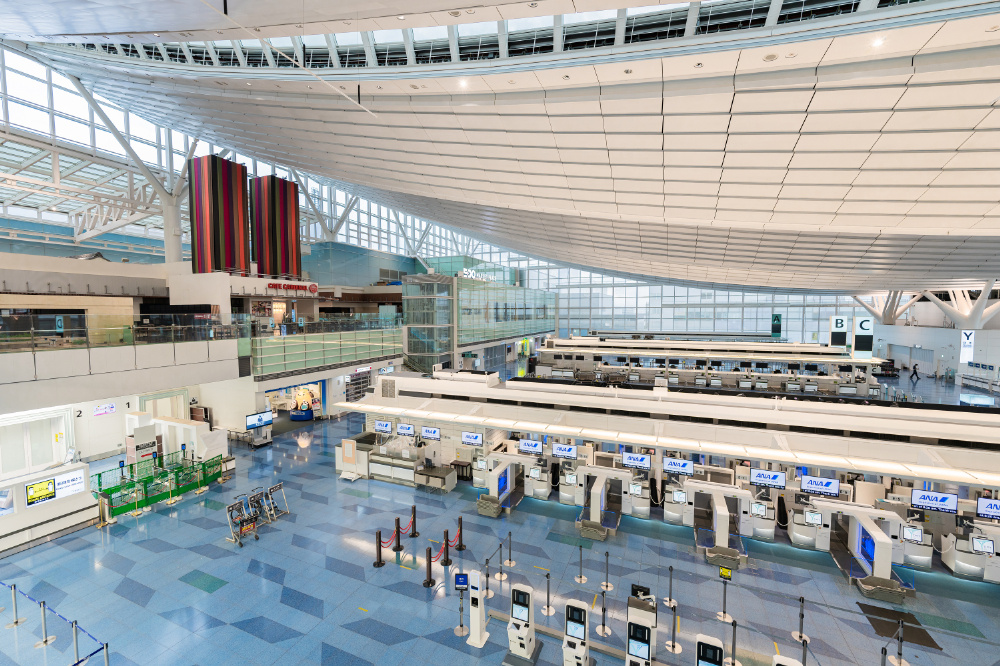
xmin=771 ymin=314 xmax=782 ymax=338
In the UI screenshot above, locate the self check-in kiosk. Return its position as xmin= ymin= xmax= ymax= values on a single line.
xmin=562 ymin=600 xmax=592 ymax=666
xmin=467 ymin=570 xmax=489 ymax=648
xmin=555 ymin=443 xmax=583 ymax=505
xmin=696 ymin=634 xmax=725 ymax=666
xmin=507 ymin=584 xmax=541 ymax=664
xmin=626 ymin=586 xmax=657 ymax=666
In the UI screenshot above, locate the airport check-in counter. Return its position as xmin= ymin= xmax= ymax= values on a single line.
xmin=558 ymin=461 xmax=580 ymax=504
xmin=336 ymin=432 xmax=376 ymax=478
xmin=681 ymin=478 xmax=756 ymax=549
xmin=941 ymin=523 xmax=1000 ymax=583
xmin=472 ymin=455 xmax=488 ymax=488
xmin=524 ymin=459 xmax=552 ymax=499
xmin=788 ymin=499 xmax=904 ymax=578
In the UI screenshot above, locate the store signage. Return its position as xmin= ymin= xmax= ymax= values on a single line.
xmin=421 ymin=426 xmax=441 ymax=441
xmin=460 ymin=268 xmax=498 ymax=282
xmin=977 ymin=497 xmax=1000 ymax=520
xmin=961 ymin=330 xmax=975 ymax=364
xmin=553 ymin=444 xmax=577 ymax=460
xmin=852 ymin=316 xmax=874 ymax=359
xmin=462 ymin=431 xmax=483 ymax=445
xmin=373 ymin=420 xmax=392 ymax=434
xmin=354 ymin=366 xmax=372 ymax=374
xmin=25 ymin=469 xmax=85 ymax=508
xmin=910 ymin=489 xmax=958 ymax=514
xmin=622 ymin=453 xmax=651 ymax=470
xmin=267 ymin=282 xmax=319 ymax=294
xmin=94 ymin=403 xmax=116 ymax=416
xmin=397 ymin=423 xmax=414 ymax=437
xmin=378 ymin=366 xmax=396 ymax=374
xmin=800 ymin=475 xmax=841 ymax=497
xmin=829 ymin=316 xmax=848 ymax=346
xmin=750 ymin=468 xmax=786 ymax=489
xmin=519 ymin=439 xmax=543 ymax=455
xmin=662 ymin=458 xmax=694 ymax=476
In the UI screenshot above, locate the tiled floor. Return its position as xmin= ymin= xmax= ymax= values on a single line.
xmin=2 ymin=414 xmax=1000 ymax=666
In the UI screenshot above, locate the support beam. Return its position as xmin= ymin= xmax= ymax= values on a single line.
xmin=765 ymin=0 xmax=784 ymax=26
xmin=361 ymin=31 xmax=378 ymax=67
xmin=553 ymin=15 xmax=564 ymax=52
xmin=402 ymin=29 xmax=416 ymax=65
xmin=291 ymin=36 xmax=304 ymax=65
xmin=204 ymin=41 xmax=221 ymax=66
xmin=179 ymin=42 xmax=195 ymax=64
xmin=323 ymin=34 xmax=342 ymax=68
xmin=331 ymin=195 xmax=359 ymax=238
xmin=922 ymin=281 xmax=1000 ymax=329
xmin=261 ymin=40 xmax=277 ymax=67
xmin=230 ymin=39 xmax=247 ymax=66
xmin=414 ymin=223 xmax=432 ymax=254
xmin=614 ymin=9 xmax=627 ymax=46
xmin=447 ymin=25 xmax=460 ymax=63
xmin=685 ymin=2 xmax=701 ymax=37
xmin=290 ymin=168 xmax=333 ymax=241
xmin=498 ymin=21 xmax=509 ymax=58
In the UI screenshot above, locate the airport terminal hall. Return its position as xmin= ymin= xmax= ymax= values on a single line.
xmin=7 ymin=2 xmax=1000 ymax=666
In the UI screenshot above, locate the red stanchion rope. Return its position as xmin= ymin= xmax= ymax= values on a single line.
xmin=402 ymin=515 xmax=414 ymax=532
xmin=447 ymin=529 xmax=462 ymax=547
xmin=380 ymin=530 xmax=397 ymax=547
xmin=430 ymin=541 xmax=447 ymax=562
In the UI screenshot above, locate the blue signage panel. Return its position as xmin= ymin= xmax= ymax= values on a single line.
xmin=977 ymin=497 xmax=1000 ymax=520
xmin=800 ymin=475 xmax=840 ymax=497
xmin=750 ymin=468 xmax=786 ymax=489
xmin=911 ymin=489 xmax=958 ymax=514
xmin=622 ymin=452 xmax=651 ymax=470
xmin=662 ymin=457 xmax=694 ymax=476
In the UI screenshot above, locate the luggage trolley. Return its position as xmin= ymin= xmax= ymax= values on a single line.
xmin=265 ymin=482 xmax=289 ymax=519
xmin=248 ymin=488 xmax=269 ymax=525
xmin=226 ymin=495 xmax=259 ymax=547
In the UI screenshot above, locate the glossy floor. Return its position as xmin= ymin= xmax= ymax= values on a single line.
xmin=1 ymin=415 xmax=999 ymax=666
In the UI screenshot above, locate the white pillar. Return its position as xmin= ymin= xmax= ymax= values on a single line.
xmin=162 ymin=198 xmax=183 ymax=263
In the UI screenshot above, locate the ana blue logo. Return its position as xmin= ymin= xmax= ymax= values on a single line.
xmin=919 ymin=495 xmax=948 ymax=503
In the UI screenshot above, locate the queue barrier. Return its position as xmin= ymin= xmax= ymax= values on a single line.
xmin=1 ymin=579 xmax=109 ymax=666
xmin=95 ymin=455 xmax=225 ymax=517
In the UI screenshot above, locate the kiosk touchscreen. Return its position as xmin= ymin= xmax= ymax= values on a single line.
xmin=626 ymin=623 xmax=651 ymax=664
xmin=507 ymin=584 xmax=538 ymax=661
xmin=562 ymin=600 xmax=590 ymax=666
xmin=673 ymin=490 xmax=687 ymax=504
xmin=530 ymin=467 xmax=541 ymax=480
xmin=972 ymin=537 xmax=995 ymax=555
xmin=804 ymin=510 xmax=823 ymax=526
xmin=750 ymin=502 xmax=767 ymax=518
xmin=696 ymin=634 xmax=725 ymax=666
xmin=902 ymin=526 xmax=924 ymax=544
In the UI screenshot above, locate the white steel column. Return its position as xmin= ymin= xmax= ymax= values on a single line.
xmin=765 ymin=0 xmax=784 ymax=26
xmin=614 ymin=9 xmax=627 ymax=46
xmin=448 ymin=25 xmax=460 ymax=62
xmin=685 ymin=2 xmax=701 ymax=36
xmin=553 ymin=15 xmax=564 ymax=52
xmin=498 ymin=21 xmax=509 ymax=58
xmin=162 ymin=198 xmax=182 ymax=262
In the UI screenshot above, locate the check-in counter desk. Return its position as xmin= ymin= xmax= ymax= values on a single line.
xmin=901 ymin=531 xmax=934 ymax=568
xmin=415 ymin=466 xmax=457 ymax=493
xmin=942 ymin=534 xmax=1000 ymax=582
xmin=596 ymin=363 xmax=879 ymax=395
xmin=335 ymin=434 xmax=375 ymax=477
xmin=559 ymin=474 xmax=577 ymax=504
xmin=630 ymin=483 xmax=651 ymax=519
xmin=369 ymin=452 xmax=417 ymax=486
xmin=787 ymin=510 xmax=820 ymax=548
xmin=663 ymin=489 xmax=686 ymax=524
xmin=751 ymin=502 xmax=777 ymax=540
xmin=472 ymin=459 xmax=488 ymax=488
xmin=525 ymin=469 xmax=551 ymax=499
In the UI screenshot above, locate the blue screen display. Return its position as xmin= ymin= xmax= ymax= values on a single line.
xmin=859 ymin=528 xmax=876 ymax=567
xmin=498 ymin=468 xmax=509 ymax=496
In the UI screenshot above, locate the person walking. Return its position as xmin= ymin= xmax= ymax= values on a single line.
xmin=910 ymin=363 xmax=920 ymax=381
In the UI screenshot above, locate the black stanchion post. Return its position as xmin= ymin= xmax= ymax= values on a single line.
xmin=729 ymin=619 xmax=737 ymax=666
xmin=717 ymin=578 xmax=732 ymax=622
xmin=575 ymin=544 xmax=587 ymax=584
xmin=456 ymin=516 xmax=466 ymax=551
xmin=596 ymin=589 xmax=611 ymax=637
xmin=409 ymin=505 xmax=419 ymax=538
xmin=542 ymin=572 xmax=554 ymax=616
xmin=423 ymin=547 xmax=435 ymax=588
xmin=373 ymin=530 xmax=385 ymax=568
xmin=897 ymin=619 xmax=904 ymax=666
xmin=104 ymin=642 xmax=110 ymax=666
xmin=801 ymin=635 xmax=808 ymax=665
xmin=495 ymin=542 xmax=507 ymax=581
xmin=72 ymin=620 xmax=80 ymax=663
xmin=485 ymin=558 xmax=494 ymax=599
xmin=665 ymin=602 xmax=681 ymax=654
xmin=442 ymin=529 xmax=452 ymax=566
xmin=664 ymin=564 xmax=676 ymax=608
xmin=600 ymin=550 xmax=613 ymax=591
xmin=504 ymin=531 xmax=515 ymax=566
xmin=793 ymin=595 xmax=809 ymax=643
xmin=393 ymin=517 xmax=403 ymax=553
xmin=881 ymin=647 xmax=888 ymax=666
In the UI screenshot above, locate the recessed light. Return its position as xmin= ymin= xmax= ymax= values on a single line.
xmin=624 ymin=69 xmax=632 ymax=74
xmin=988 ymin=25 xmax=1000 ymax=32
xmin=785 ymin=52 xmax=797 ymax=58
xmin=562 ymin=74 xmax=570 ymax=80
xmin=246 ymin=82 xmax=252 ymax=86
xmin=397 ymin=15 xmax=406 ymax=20
xmin=466 ymin=8 xmax=475 ymax=13
xmin=458 ymin=79 xmax=468 ymax=88
xmin=763 ymin=53 xmax=778 ymax=61
xmin=872 ymin=37 xmax=884 ymax=47
xmin=410 ymin=84 xmax=420 ymax=89
xmin=694 ymin=62 xmax=703 ymax=68
xmin=153 ymin=33 xmax=160 ymax=37
xmin=508 ymin=79 xmax=516 ymax=84
xmin=448 ymin=10 xmax=461 ymax=16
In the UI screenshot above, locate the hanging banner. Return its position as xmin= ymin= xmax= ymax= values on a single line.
xmin=960 ymin=330 xmax=975 ymax=365
xmin=852 ymin=316 xmax=874 ymax=359
xmin=829 ymin=316 xmax=849 ymax=346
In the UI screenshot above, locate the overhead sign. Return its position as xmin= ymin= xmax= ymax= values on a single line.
xmin=622 ymin=452 xmax=651 ymax=470
xmin=911 ymin=489 xmax=958 ymax=514
xmin=462 ymin=431 xmax=483 ymax=445
xmin=421 ymin=426 xmax=441 ymax=441
xmin=93 ymin=403 xmax=116 ymax=417
xmin=977 ymin=497 xmax=1000 ymax=520
xmin=266 ymin=282 xmax=319 ymax=294
xmin=961 ymin=330 xmax=975 ymax=364
xmin=800 ymin=475 xmax=841 ymax=497
xmin=519 ymin=439 xmax=543 ymax=455
xmin=396 ymin=423 xmax=414 ymax=437
xmin=662 ymin=457 xmax=694 ymax=476
xmin=829 ymin=316 xmax=849 ymax=346
xmin=852 ymin=316 xmax=874 ymax=359
xmin=771 ymin=314 xmax=782 ymax=338
xmin=373 ymin=420 xmax=392 ymax=434
xmin=25 ymin=469 xmax=85 ymax=508
xmin=553 ymin=443 xmax=577 ymax=460
xmin=460 ymin=268 xmax=498 ymax=282
xmin=750 ymin=468 xmax=786 ymax=489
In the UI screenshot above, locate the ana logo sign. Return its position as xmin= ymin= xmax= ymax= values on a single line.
xmin=622 ymin=453 xmax=651 ymax=470
xmin=553 ymin=444 xmax=577 ymax=460
xmin=396 ymin=423 xmax=414 ymax=437
xmin=421 ymin=426 xmax=441 ymax=441
xmin=750 ymin=468 xmax=786 ymax=489
xmin=373 ymin=420 xmax=392 ymax=434
xmin=462 ymin=431 xmax=483 ymax=445
xmin=662 ymin=458 xmax=694 ymax=476
xmin=801 ymin=475 xmax=841 ymax=497
xmin=911 ymin=489 xmax=958 ymax=514
xmin=978 ymin=498 xmax=1000 ymax=520
xmin=519 ymin=439 xmax=543 ymax=455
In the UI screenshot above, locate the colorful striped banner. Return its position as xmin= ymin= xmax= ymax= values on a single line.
xmin=187 ymin=155 xmax=250 ymax=275
xmin=250 ymin=175 xmax=301 ymax=278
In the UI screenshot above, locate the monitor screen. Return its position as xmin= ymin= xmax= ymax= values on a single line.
xmin=750 ymin=468 xmax=786 ymax=489
xmin=805 ymin=364 xmax=819 ymax=371
xmin=710 ymin=360 xmax=723 ymax=367
xmin=462 ymin=431 xmax=483 ymax=446
xmin=910 ymin=489 xmax=958 ymax=514
xmin=396 ymin=423 xmax=414 ymax=437
xmin=673 ymin=490 xmax=687 ymax=504
xmin=629 ymin=482 xmax=642 ymax=496
xmin=801 ymin=475 xmax=840 ymax=497
xmin=972 ymin=537 xmax=995 ymax=555
xmin=246 ymin=411 xmax=273 ymax=429
xmin=454 ymin=573 xmax=469 ymax=590
xmin=617 ymin=356 xmax=627 ymax=363
xmin=421 ymin=426 xmax=441 ymax=441
xmin=977 ymin=497 xmax=1000 ymax=520
xmin=519 ymin=439 xmax=543 ymax=455
xmin=477 ymin=459 xmax=486 ymax=470
xmin=739 ymin=361 xmax=752 ymax=368
xmin=628 ymin=640 xmax=650 ymax=660
xmin=566 ymin=474 xmax=577 ymax=485
xmin=498 ymin=469 xmax=509 ymax=496
xmin=622 ymin=453 xmax=651 ymax=470
xmin=627 ymin=623 xmax=651 ymax=659
xmin=668 ymin=359 xmax=680 ymax=365
xmin=663 ymin=457 xmax=694 ymax=476
xmin=530 ymin=468 xmax=540 ymax=479
xmin=696 ymin=360 xmax=707 ymax=367
xmin=804 ymin=510 xmax=823 ymax=526
xmin=838 ymin=365 xmax=853 ymax=373
xmin=512 ymin=603 xmax=528 ymax=622
xmin=902 ymin=526 xmax=923 ymax=544
xmin=566 ymin=620 xmax=585 ymax=640
xmin=553 ymin=444 xmax=577 ymax=460
xmin=373 ymin=420 xmax=392 ymax=434
xmin=788 ymin=363 xmax=801 ymax=370
xmin=750 ymin=502 xmax=767 ymax=518
xmin=628 ymin=373 xmax=640 ymax=381
xmin=755 ymin=362 xmax=769 ymax=369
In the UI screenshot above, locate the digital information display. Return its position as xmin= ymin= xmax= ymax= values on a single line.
xmin=801 ymin=475 xmax=840 ymax=497
xmin=750 ymin=468 xmax=786 ymax=489
xmin=454 ymin=573 xmax=469 ymax=590
xmin=396 ymin=423 xmax=414 ymax=437
xmin=246 ymin=411 xmax=273 ymax=429
xmin=973 ymin=537 xmax=995 ymax=555
xmin=910 ymin=489 xmax=958 ymax=514
xmin=421 ymin=427 xmax=441 ymax=441
xmin=553 ymin=444 xmax=577 ymax=460
xmin=462 ymin=431 xmax=483 ymax=445
xmin=750 ymin=502 xmax=766 ymax=517
xmin=662 ymin=457 xmax=694 ymax=476
xmin=977 ymin=497 xmax=1000 ymax=520
xmin=673 ymin=490 xmax=687 ymax=504
xmin=804 ymin=510 xmax=823 ymax=526
xmin=622 ymin=452 xmax=651 ymax=470
xmin=902 ymin=526 xmax=923 ymax=543
xmin=26 ymin=469 xmax=85 ymax=508
xmin=519 ymin=439 xmax=543 ymax=455
xmin=373 ymin=420 xmax=392 ymax=434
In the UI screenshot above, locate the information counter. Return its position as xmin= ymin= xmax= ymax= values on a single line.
xmin=370 ymin=452 xmax=417 ymax=487
xmin=415 ymin=466 xmax=457 ymax=492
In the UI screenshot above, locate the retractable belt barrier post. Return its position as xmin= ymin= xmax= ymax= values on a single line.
xmin=6 ymin=583 xmax=25 ymax=627
xmin=34 ymin=600 xmax=56 ymax=648
xmin=456 ymin=516 xmax=466 ymax=551
xmin=600 ymin=551 xmax=613 ymax=591
xmin=442 ymin=529 xmax=452 ymax=567
xmin=374 ymin=530 xmax=386 ymax=568
xmin=664 ymin=565 xmax=677 ymax=608
xmin=793 ymin=596 xmax=809 ymax=644
xmin=802 ymin=634 xmax=809 ymax=665
xmin=504 ymin=531 xmax=515 ymax=567
xmin=393 ymin=517 xmax=403 ymax=553
xmin=423 ymin=547 xmax=435 ymax=588
xmin=495 ymin=541 xmax=507 ymax=581
xmin=665 ymin=601 xmax=681 ymax=654
xmin=409 ymin=505 xmax=419 ymax=538
xmin=726 ymin=619 xmax=739 ymax=666
xmin=485 ymin=559 xmax=493 ymax=599
xmin=595 ymin=589 xmax=611 ymax=637
xmin=575 ymin=545 xmax=587 ymax=584
xmin=541 ymin=572 xmax=554 ymax=616
xmin=882 ymin=647 xmax=888 ymax=666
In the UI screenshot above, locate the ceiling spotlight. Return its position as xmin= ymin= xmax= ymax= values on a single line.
xmin=458 ymin=79 xmax=468 ymax=88
xmin=397 ymin=15 xmax=406 ymax=20
xmin=253 ymin=27 xmax=261 ymax=32
xmin=448 ymin=10 xmax=461 ymax=16
xmin=410 ymin=84 xmax=420 ymax=89
xmin=153 ymin=33 xmax=160 ymax=37
xmin=295 ymin=24 xmax=303 ymax=28
xmin=871 ymin=37 xmax=884 ymax=47
xmin=343 ymin=20 xmax=352 ymax=25
xmin=763 ymin=53 xmax=778 ymax=61
xmin=528 ymin=1 xmax=538 ymax=6
xmin=624 ymin=69 xmax=632 ymax=74
xmin=466 ymin=8 xmax=475 ymax=13
xmin=508 ymin=79 xmax=516 ymax=84
xmin=376 ymin=85 xmax=383 ymax=89
xmin=786 ymin=52 xmax=797 ymax=58
xmin=694 ymin=62 xmax=703 ymax=68
xmin=307 ymin=85 xmax=313 ymax=89
xmin=988 ymin=25 xmax=1000 ymax=32
xmin=562 ymin=74 xmax=570 ymax=80
xmin=246 ymin=82 xmax=252 ymax=86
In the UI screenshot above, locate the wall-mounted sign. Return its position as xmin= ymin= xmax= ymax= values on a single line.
xmin=354 ymin=366 xmax=372 ymax=374
xmin=460 ymin=268 xmax=498 ymax=282
xmin=378 ymin=366 xmax=396 ymax=374
xmin=266 ymin=282 xmax=319 ymax=293
xmin=852 ymin=316 xmax=874 ymax=359
xmin=93 ymin=403 xmax=116 ymax=417
xmin=25 ymin=469 xmax=85 ymax=508
xmin=977 ymin=497 xmax=1000 ymax=520
xmin=910 ymin=489 xmax=958 ymax=514
xmin=622 ymin=453 xmax=651 ymax=470
xmin=396 ymin=423 xmax=414 ymax=437
xmin=800 ymin=475 xmax=841 ymax=497
xmin=829 ymin=316 xmax=849 ymax=346
xmin=421 ymin=426 xmax=441 ymax=441
xmin=462 ymin=431 xmax=483 ymax=445
xmin=553 ymin=444 xmax=577 ymax=460
xmin=662 ymin=458 xmax=694 ymax=476
xmin=518 ymin=439 xmax=543 ymax=455
xmin=373 ymin=420 xmax=392 ymax=434
xmin=771 ymin=314 xmax=782 ymax=338
xmin=961 ymin=330 xmax=975 ymax=364
xmin=749 ymin=468 xmax=786 ymax=489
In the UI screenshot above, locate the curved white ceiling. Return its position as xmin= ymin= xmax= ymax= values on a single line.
xmin=17 ymin=9 xmax=1000 ymax=290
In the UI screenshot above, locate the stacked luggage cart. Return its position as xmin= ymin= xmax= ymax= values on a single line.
xmin=225 ymin=482 xmax=289 ymax=547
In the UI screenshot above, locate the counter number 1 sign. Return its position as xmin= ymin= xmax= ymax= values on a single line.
xmin=719 ymin=566 xmax=732 ymax=581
